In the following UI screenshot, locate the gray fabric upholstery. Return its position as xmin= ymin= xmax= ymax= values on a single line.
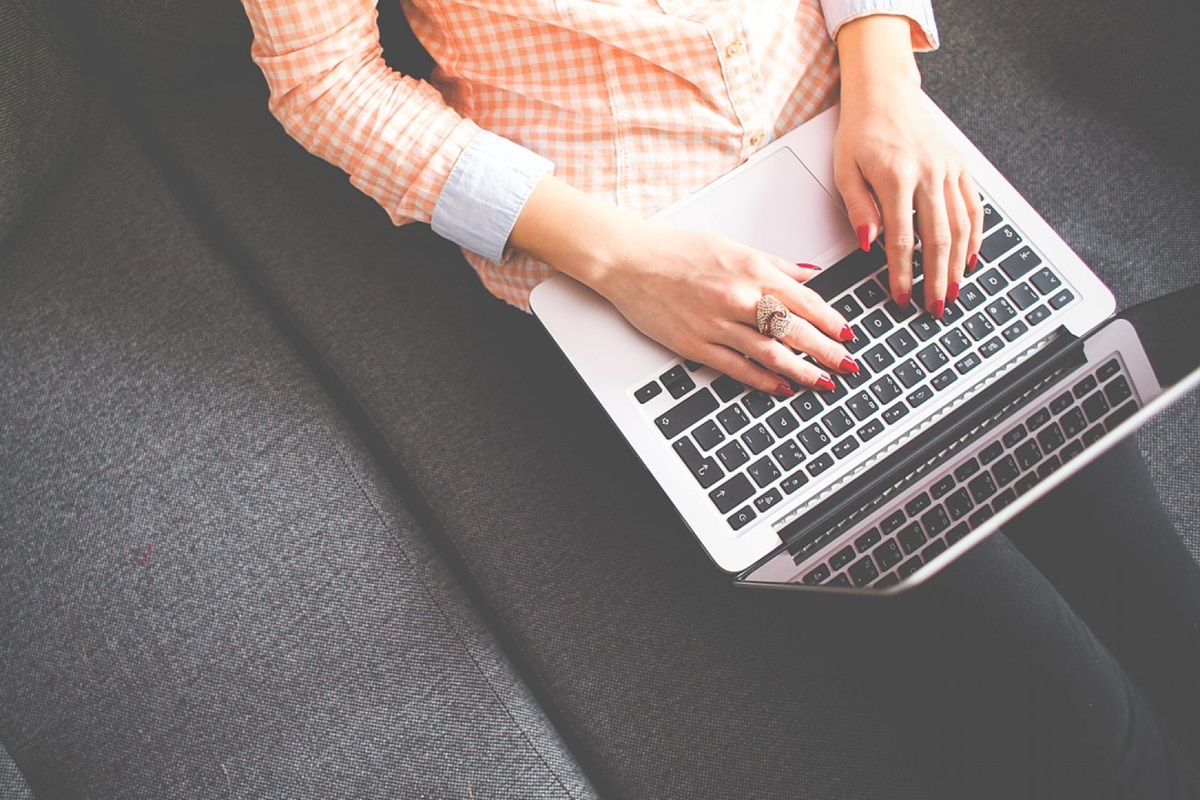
xmin=0 ymin=108 xmax=594 ymax=800
xmin=0 ymin=744 xmax=32 ymax=800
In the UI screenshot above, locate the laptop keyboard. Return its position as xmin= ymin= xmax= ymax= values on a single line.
xmin=796 ymin=354 xmax=1139 ymax=588
xmin=633 ymin=200 xmax=1082 ymax=532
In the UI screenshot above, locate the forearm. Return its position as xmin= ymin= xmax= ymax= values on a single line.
xmin=835 ymin=14 xmax=922 ymax=106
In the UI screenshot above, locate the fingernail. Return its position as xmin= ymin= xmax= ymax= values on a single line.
xmin=839 ymin=324 xmax=855 ymax=342
xmin=947 ymin=282 xmax=960 ymax=304
xmin=816 ymin=374 xmax=836 ymax=391
xmin=930 ymin=299 xmax=945 ymax=320
xmin=797 ymin=262 xmax=823 ymax=272
xmin=857 ymin=225 xmax=871 ymax=252
xmin=897 ymin=291 xmax=911 ymax=308
xmin=967 ymin=252 xmax=979 ymax=272
xmin=839 ymin=356 xmax=860 ymax=374
xmin=775 ymin=383 xmax=795 ymax=398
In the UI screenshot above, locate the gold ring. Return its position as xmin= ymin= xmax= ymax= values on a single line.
xmin=755 ymin=294 xmax=792 ymax=340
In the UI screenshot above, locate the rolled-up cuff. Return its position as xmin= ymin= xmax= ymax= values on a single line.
xmin=819 ymin=0 xmax=940 ymax=51
xmin=431 ymin=130 xmax=555 ymax=263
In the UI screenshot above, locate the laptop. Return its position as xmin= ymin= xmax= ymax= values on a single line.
xmin=530 ymin=96 xmax=1200 ymax=593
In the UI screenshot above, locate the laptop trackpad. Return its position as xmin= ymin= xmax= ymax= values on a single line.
xmin=657 ymin=146 xmax=854 ymax=265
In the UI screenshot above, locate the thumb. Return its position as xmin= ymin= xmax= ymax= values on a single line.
xmin=835 ymin=164 xmax=882 ymax=253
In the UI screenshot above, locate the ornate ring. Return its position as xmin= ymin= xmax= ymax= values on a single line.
xmin=755 ymin=294 xmax=793 ymax=340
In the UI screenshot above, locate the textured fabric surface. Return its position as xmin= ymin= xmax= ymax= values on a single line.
xmin=0 ymin=745 xmax=32 ymax=800
xmin=0 ymin=110 xmax=594 ymax=800
xmin=0 ymin=0 xmax=100 ymax=246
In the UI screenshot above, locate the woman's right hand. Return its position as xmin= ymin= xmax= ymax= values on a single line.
xmin=509 ymin=175 xmax=859 ymax=397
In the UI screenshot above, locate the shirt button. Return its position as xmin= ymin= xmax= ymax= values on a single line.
xmin=749 ymin=131 xmax=765 ymax=147
xmin=725 ymin=40 xmax=745 ymax=57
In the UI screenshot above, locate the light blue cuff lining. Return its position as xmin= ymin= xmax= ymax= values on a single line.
xmin=819 ymin=0 xmax=940 ymax=49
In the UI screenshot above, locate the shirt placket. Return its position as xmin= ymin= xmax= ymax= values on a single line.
xmin=698 ymin=5 xmax=768 ymax=161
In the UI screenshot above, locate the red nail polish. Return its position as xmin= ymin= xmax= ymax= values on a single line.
xmin=816 ymin=374 xmax=836 ymax=391
xmin=967 ymin=252 xmax=979 ymax=272
xmin=797 ymin=262 xmax=823 ymax=272
xmin=839 ymin=356 xmax=860 ymax=374
xmin=931 ymin=299 xmax=945 ymax=320
xmin=947 ymin=282 xmax=960 ymax=304
xmin=839 ymin=324 xmax=855 ymax=342
xmin=857 ymin=225 xmax=871 ymax=252
xmin=897 ymin=291 xmax=911 ymax=308
xmin=775 ymin=383 xmax=795 ymax=398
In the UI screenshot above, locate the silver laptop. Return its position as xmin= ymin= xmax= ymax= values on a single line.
xmin=530 ymin=96 xmax=1200 ymax=594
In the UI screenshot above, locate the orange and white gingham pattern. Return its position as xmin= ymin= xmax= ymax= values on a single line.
xmin=244 ymin=0 xmax=840 ymax=310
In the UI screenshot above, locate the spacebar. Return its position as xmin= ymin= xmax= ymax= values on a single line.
xmin=802 ymin=245 xmax=888 ymax=301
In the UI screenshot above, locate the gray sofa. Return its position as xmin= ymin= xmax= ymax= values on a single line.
xmin=1 ymin=0 xmax=1197 ymax=797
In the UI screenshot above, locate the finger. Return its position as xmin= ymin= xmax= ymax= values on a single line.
xmin=694 ymin=343 xmax=790 ymax=396
xmin=915 ymin=179 xmax=951 ymax=319
xmin=880 ymin=179 xmax=917 ymax=307
xmin=770 ymin=281 xmax=854 ymax=344
xmin=835 ymin=160 xmax=882 ymax=252
xmin=960 ymin=172 xmax=985 ymax=275
xmin=780 ymin=315 xmax=856 ymax=374
xmin=721 ymin=324 xmax=836 ymax=391
xmin=772 ymin=258 xmax=824 ymax=283
xmin=943 ymin=175 xmax=971 ymax=306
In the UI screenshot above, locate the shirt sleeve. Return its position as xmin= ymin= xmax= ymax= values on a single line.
xmin=242 ymin=0 xmax=554 ymax=262
xmin=818 ymin=0 xmax=940 ymax=51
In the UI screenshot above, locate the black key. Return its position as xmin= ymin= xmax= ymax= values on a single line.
xmin=765 ymin=407 xmax=799 ymax=438
xmin=822 ymin=408 xmax=855 ymax=438
xmin=993 ymin=454 xmax=1020 ymax=487
xmin=755 ymin=488 xmax=784 ymax=513
xmin=804 ymin=246 xmax=888 ymax=299
xmin=710 ymin=473 xmax=755 ymax=513
xmin=932 ymin=475 xmax=956 ymax=499
xmin=1050 ymin=392 xmax=1073 ymax=414
xmin=1015 ymin=474 xmax=1037 ymax=496
xmin=1026 ymin=407 xmax=1052 ymax=430
xmin=1098 ymin=359 xmax=1121 ymax=381
xmin=741 ymin=423 xmax=774 ymax=454
xmin=747 ymin=456 xmax=781 ymax=488
xmin=909 ymin=316 xmax=940 ymax=343
xmin=780 ymin=471 xmax=809 ymax=494
xmin=968 ymin=472 xmax=998 ymax=503
xmin=661 ymin=365 xmax=695 ymax=399
xmin=873 ymin=539 xmax=904 ymax=571
xmin=958 ymin=283 xmax=986 ymax=310
xmin=828 ymin=574 xmax=853 ymax=588
xmin=999 ymin=246 xmax=1042 ymax=280
xmin=922 ymin=506 xmax=951 ymax=537
xmin=807 ymin=453 xmax=836 ymax=477
xmin=969 ymin=506 xmax=996 ymax=527
xmin=882 ymin=402 xmax=909 ymax=425
xmin=940 ymin=302 xmax=965 ymax=326
xmin=1003 ymin=427 xmax=1027 ymax=448
xmin=894 ymin=359 xmax=926 ymax=388
xmin=1104 ymin=375 xmax=1132 ymax=406
xmin=1036 ymin=456 xmax=1062 ymax=480
xmin=712 ymin=375 xmax=745 ymax=402
xmin=1061 ymin=408 xmax=1087 ymax=438
xmin=717 ymin=440 xmax=750 ymax=471
xmin=1061 ymin=440 xmax=1084 ymax=463
xmin=842 ymin=367 xmax=871 ymax=391
xmin=743 ymin=390 xmax=775 ymax=418
xmin=1083 ymin=424 xmax=1105 ymax=446
xmin=954 ymin=458 xmax=981 ymax=482
xmin=1105 ymin=401 xmax=1138 ymax=431
xmin=941 ymin=329 xmax=972 ymax=357
xmin=1037 ymin=422 xmax=1065 ymax=453
xmin=833 ymin=294 xmax=864 ymax=320
xmin=980 ymin=441 xmax=1004 ymax=464
xmin=955 ymin=353 xmax=983 ymax=375
xmin=845 ymin=325 xmax=870 ymax=354
xmin=846 ymin=391 xmax=879 ymax=422
xmin=790 ymin=392 xmax=823 ymax=421
xmin=863 ymin=344 xmax=896 ymax=372
xmin=881 ymin=511 xmax=907 ymax=535
xmin=946 ymin=523 xmax=969 ymax=545
xmin=977 ymin=268 xmax=1009 ymax=296
xmin=931 ymin=369 xmax=957 ymax=392
xmin=798 ymin=424 xmax=831 ymax=454
xmin=897 ymin=556 xmax=923 ymax=579
xmin=673 ymin=437 xmax=723 ymax=488
xmin=898 ymin=523 xmax=927 ymax=555
xmin=1025 ymin=304 xmax=1052 ymax=326
xmin=1030 ymin=267 xmax=1061 ymax=296
xmin=907 ymin=385 xmax=935 ymax=408
xmin=917 ymin=343 xmax=949 ymax=372
xmin=922 ymin=538 xmax=948 ymax=562
xmin=693 ymin=420 xmax=726 ymax=451
xmin=849 ymin=555 xmax=880 ymax=587
xmin=772 ymin=440 xmax=804 ymax=472
xmin=963 ymin=313 xmax=995 ymax=341
xmin=635 ymin=381 xmax=662 ymax=404
xmin=855 ymin=279 xmax=889 ymax=308
xmin=909 ymin=281 xmax=925 ymax=311
xmin=885 ymin=297 xmax=918 ymax=322
xmin=1049 ymin=289 xmax=1074 ymax=310
xmin=1015 ymin=439 xmax=1043 ymax=470
xmin=905 ymin=492 xmax=932 ymax=517
xmin=728 ymin=506 xmax=756 ymax=531
xmin=860 ymin=309 xmax=894 ymax=339
xmin=985 ymin=298 xmax=1017 ymax=325
xmin=823 ymin=377 xmax=849 ymax=403
xmin=886 ymin=328 xmax=919 ymax=356
xmin=857 ymin=418 xmax=886 ymax=442
xmin=876 ymin=574 xmax=902 ymax=588
xmin=980 ymin=225 xmax=1022 ymax=262
xmin=1073 ymin=375 xmax=1098 ymax=399
xmin=831 ymin=545 xmax=857 ymax=571
xmin=802 ymin=563 xmax=831 ymax=585
xmin=656 ymin=388 xmax=719 ymax=439
xmin=717 ymin=403 xmax=751 ymax=434
xmin=870 ymin=375 xmax=903 ymax=405
xmin=1082 ymin=392 xmax=1110 ymax=424
xmin=1002 ymin=321 xmax=1029 ymax=342
xmin=946 ymin=488 xmax=975 ymax=521
xmin=855 ymin=527 xmax=883 ymax=552
xmin=1008 ymin=282 xmax=1039 ymax=310
xmin=981 ymin=203 xmax=1003 ymax=231
xmin=979 ymin=337 xmax=1005 ymax=359
xmin=832 ymin=438 xmax=860 ymax=460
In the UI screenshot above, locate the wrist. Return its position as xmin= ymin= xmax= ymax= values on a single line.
xmin=836 ymin=15 xmax=921 ymax=103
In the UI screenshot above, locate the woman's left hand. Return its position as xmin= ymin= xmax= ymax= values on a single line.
xmin=832 ymin=15 xmax=984 ymax=319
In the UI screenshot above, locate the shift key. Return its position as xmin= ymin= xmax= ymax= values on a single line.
xmin=656 ymin=388 xmax=719 ymax=439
